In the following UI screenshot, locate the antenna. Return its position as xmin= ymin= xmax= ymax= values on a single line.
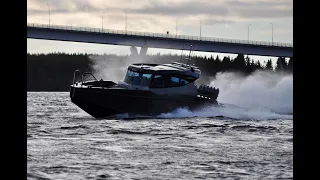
xmin=179 ymin=44 xmax=184 ymax=62
xmin=187 ymin=45 xmax=193 ymax=65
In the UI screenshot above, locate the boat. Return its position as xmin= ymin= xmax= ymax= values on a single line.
xmin=70 ymin=49 xmax=220 ymax=118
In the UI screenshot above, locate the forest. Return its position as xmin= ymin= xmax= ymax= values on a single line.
xmin=27 ymin=52 xmax=293 ymax=91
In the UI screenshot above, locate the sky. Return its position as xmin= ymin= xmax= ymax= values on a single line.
xmin=27 ymin=0 xmax=293 ymax=65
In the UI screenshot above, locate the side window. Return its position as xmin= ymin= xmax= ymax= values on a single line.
xmin=170 ymin=76 xmax=180 ymax=87
xmin=151 ymin=74 xmax=195 ymax=88
xmin=132 ymin=71 xmax=141 ymax=85
xmin=151 ymin=75 xmax=164 ymax=88
xmin=141 ymin=74 xmax=152 ymax=86
xmin=180 ymin=79 xmax=190 ymax=86
xmin=180 ymin=76 xmax=196 ymax=85
xmin=124 ymin=70 xmax=134 ymax=83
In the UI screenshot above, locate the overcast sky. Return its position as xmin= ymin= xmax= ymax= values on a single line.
xmin=27 ymin=0 xmax=292 ymax=65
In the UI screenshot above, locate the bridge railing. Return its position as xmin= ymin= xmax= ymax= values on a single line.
xmin=27 ymin=22 xmax=293 ymax=48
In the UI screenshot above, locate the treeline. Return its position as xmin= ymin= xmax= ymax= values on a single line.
xmin=27 ymin=52 xmax=293 ymax=91
xmin=27 ymin=52 xmax=92 ymax=91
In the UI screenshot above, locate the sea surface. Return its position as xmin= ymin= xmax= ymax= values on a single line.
xmin=27 ymin=92 xmax=293 ymax=180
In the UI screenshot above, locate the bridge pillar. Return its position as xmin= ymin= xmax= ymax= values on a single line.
xmin=130 ymin=46 xmax=139 ymax=56
xmin=130 ymin=46 xmax=148 ymax=57
xmin=140 ymin=46 xmax=148 ymax=56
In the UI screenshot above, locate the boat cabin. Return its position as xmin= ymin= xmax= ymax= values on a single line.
xmin=121 ymin=62 xmax=201 ymax=89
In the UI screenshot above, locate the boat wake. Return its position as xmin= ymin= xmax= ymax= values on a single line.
xmin=156 ymin=103 xmax=292 ymax=120
xmin=111 ymin=103 xmax=292 ymax=120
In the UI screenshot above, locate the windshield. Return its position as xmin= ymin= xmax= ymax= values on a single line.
xmin=124 ymin=69 xmax=152 ymax=86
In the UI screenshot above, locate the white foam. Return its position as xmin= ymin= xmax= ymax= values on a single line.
xmin=211 ymin=70 xmax=292 ymax=115
xmin=157 ymin=103 xmax=292 ymax=120
xmin=158 ymin=70 xmax=293 ymax=120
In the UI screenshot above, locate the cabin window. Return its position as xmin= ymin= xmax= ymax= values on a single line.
xmin=150 ymin=75 xmax=193 ymax=88
xmin=180 ymin=79 xmax=189 ymax=86
xmin=141 ymin=74 xmax=152 ymax=86
xmin=124 ymin=69 xmax=152 ymax=86
xmin=151 ymin=75 xmax=165 ymax=88
xmin=170 ymin=76 xmax=180 ymax=87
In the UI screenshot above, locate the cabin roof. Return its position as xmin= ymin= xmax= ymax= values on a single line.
xmin=129 ymin=62 xmax=201 ymax=75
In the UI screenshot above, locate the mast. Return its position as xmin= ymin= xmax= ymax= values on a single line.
xmin=179 ymin=44 xmax=184 ymax=63
xmin=187 ymin=45 xmax=193 ymax=65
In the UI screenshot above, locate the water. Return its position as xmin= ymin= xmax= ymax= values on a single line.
xmin=27 ymin=92 xmax=292 ymax=179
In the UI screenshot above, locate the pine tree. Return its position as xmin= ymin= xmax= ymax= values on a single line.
xmin=275 ymin=57 xmax=287 ymax=72
xmin=256 ymin=61 xmax=262 ymax=70
xmin=265 ymin=59 xmax=273 ymax=71
xmin=245 ymin=56 xmax=250 ymax=66
xmin=233 ymin=53 xmax=246 ymax=72
xmin=222 ymin=56 xmax=231 ymax=71
xmin=215 ymin=55 xmax=220 ymax=62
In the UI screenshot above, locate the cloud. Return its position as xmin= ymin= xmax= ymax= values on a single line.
xmin=28 ymin=0 xmax=292 ymax=20
xmin=129 ymin=1 xmax=229 ymax=16
xmin=27 ymin=0 xmax=292 ymax=43
xmin=226 ymin=0 xmax=292 ymax=19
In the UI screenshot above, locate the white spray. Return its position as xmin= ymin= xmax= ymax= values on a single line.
xmin=89 ymin=54 xmax=146 ymax=82
xmin=211 ymin=70 xmax=293 ymax=115
xmin=159 ymin=70 xmax=293 ymax=120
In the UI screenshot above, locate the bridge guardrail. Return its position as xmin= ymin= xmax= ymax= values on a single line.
xmin=27 ymin=22 xmax=293 ymax=48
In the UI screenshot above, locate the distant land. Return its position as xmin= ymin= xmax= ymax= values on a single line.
xmin=27 ymin=52 xmax=292 ymax=92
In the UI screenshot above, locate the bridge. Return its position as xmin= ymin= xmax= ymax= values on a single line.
xmin=27 ymin=22 xmax=293 ymax=57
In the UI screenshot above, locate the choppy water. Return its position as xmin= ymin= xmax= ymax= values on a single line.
xmin=27 ymin=92 xmax=292 ymax=180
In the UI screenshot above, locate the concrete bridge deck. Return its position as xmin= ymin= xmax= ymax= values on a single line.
xmin=27 ymin=22 xmax=293 ymax=57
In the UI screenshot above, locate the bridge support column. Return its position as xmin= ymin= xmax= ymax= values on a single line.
xmin=130 ymin=46 xmax=139 ymax=56
xmin=140 ymin=46 xmax=148 ymax=56
xmin=129 ymin=46 xmax=148 ymax=57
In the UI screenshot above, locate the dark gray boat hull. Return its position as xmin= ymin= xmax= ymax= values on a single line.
xmin=70 ymin=85 xmax=218 ymax=118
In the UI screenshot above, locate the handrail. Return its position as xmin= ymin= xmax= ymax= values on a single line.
xmin=27 ymin=22 xmax=293 ymax=48
xmin=73 ymin=69 xmax=80 ymax=84
xmin=81 ymin=72 xmax=104 ymax=89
